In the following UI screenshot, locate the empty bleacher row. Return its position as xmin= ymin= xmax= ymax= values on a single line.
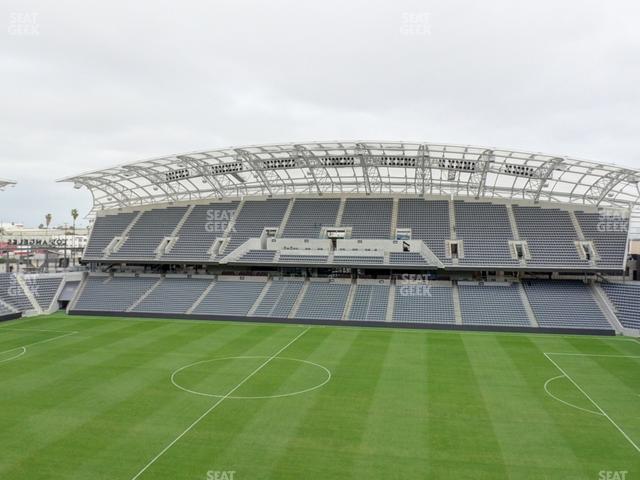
xmin=165 ymin=201 xmax=238 ymax=261
xmin=575 ymin=211 xmax=629 ymax=268
xmin=341 ymin=198 xmax=393 ymax=239
xmin=222 ymin=199 xmax=290 ymax=254
xmin=455 ymin=201 xmax=519 ymax=266
xmin=522 ymin=280 xmax=610 ymax=330
xmin=113 ymin=206 xmax=189 ymax=259
xmin=84 ymin=211 xmax=139 ymax=259
xmin=397 ymin=198 xmax=451 ymax=263
xmin=458 ymin=283 xmax=530 ymax=327
xmin=282 ymin=198 xmax=341 ymax=238
xmin=70 ymin=274 xmax=617 ymax=332
xmin=348 ymin=283 xmax=390 ymax=322
xmin=0 ymin=273 xmax=35 ymax=312
xmin=23 ymin=275 xmax=64 ymax=311
xmin=0 ymin=301 xmax=15 ymax=317
xmin=0 ymin=274 xmax=65 ymax=315
xmin=601 ymin=283 xmax=640 ymax=330
xmin=253 ymin=278 xmax=304 ymax=318
xmin=82 ymin=196 xmax=629 ymax=271
xmin=512 ymin=206 xmax=588 ymax=267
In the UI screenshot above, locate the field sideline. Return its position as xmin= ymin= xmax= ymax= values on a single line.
xmin=0 ymin=313 xmax=638 ymax=479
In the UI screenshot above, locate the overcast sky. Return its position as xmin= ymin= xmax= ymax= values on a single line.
xmin=1 ymin=0 xmax=639 ymax=228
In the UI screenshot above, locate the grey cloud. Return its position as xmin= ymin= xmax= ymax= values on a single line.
xmin=1 ymin=0 xmax=639 ymax=227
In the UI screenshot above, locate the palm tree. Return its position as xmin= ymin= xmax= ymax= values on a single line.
xmin=44 ymin=214 xmax=52 ymax=271
xmin=71 ymin=209 xmax=79 ymax=267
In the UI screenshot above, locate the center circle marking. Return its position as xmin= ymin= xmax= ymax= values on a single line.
xmin=171 ymin=355 xmax=331 ymax=399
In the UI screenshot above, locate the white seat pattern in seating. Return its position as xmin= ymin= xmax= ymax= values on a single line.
xmin=348 ymin=284 xmax=389 ymax=322
xmin=223 ymin=199 xmax=291 ymax=254
xmin=133 ymin=277 xmax=212 ymax=314
xmin=523 ymin=280 xmax=610 ymax=329
xmin=253 ymin=279 xmax=304 ymax=318
xmin=575 ymin=211 xmax=629 ymax=269
xmin=458 ymin=283 xmax=530 ymax=326
xmin=0 ymin=273 xmax=33 ymax=312
xmin=601 ymin=283 xmax=640 ymax=330
xmin=163 ymin=202 xmax=238 ymax=261
xmin=392 ymin=284 xmax=455 ymax=324
xmin=295 ymin=282 xmax=351 ymax=320
xmin=0 ymin=302 xmax=14 ymax=316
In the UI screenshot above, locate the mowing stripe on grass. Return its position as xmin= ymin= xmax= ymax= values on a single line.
xmin=130 ymin=326 xmax=311 ymax=480
xmin=544 ymin=352 xmax=640 ymax=454
xmin=0 ymin=331 xmax=77 ymax=363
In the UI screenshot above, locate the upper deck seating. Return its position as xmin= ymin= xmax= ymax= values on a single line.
xmin=455 ymin=202 xmax=518 ymax=266
xmin=341 ymin=198 xmax=393 ymax=239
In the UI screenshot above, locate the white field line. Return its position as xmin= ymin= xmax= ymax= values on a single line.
xmin=170 ymin=355 xmax=331 ymax=400
xmin=544 ymin=352 xmax=640 ymax=454
xmin=0 ymin=347 xmax=26 ymax=363
xmin=0 ymin=331 xmax=78 ymax=353
xmin=543 ymin=375 xmax=602 ymax=416
xmin=545 ymin=352 xmax=640 ymax=359
xmin=130 ymin=326 xmax=311 ymax=480
xmin=0 ymin=326 xmax=78 ymax=334
xmin=0 ymin=331 xmax=77 ymax=364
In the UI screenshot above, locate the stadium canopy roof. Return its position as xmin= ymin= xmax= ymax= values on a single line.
xmin=59 ymin=141 xmax=640 ymax=215
xmin=0 ymin=179 xmax=16 ymax=190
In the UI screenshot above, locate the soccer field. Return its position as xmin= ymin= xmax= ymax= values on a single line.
xmin=0 ymin=313 xmax=638 ymax=480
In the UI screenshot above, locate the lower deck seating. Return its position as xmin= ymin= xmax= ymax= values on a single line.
xmin=523 ymin=280 xmax=610 ymax=330
xmin=192 ymin=281 xmax=265 ymax=316
xmin=0 ymin=301 xmax=15 ymax=316
xmin=133 ymin=277 xmax=212 ymax=314
xmin=253 ymin=279 xmax=304 ymax=318
xmin=70 ymin=274 xmax=620 ymax=334
xmin=295 ymin=282 xmax=351 ymax=320
xmin=348 ymin=283 xmax=389 ymax=321
xmin=393 ymin=284 xmax=455 ymax=324
xmin=74 ymin=276 xmax=158 ymax=312
xmin=0 ymin=273 xmax=34 ymax=312
xmin=23 ymin=276 xmax=63 ymax=311
xmin=601 ymin=283 xmax=640 ymax=330
xmin=458 ymin=283 xmax=530 ymax=326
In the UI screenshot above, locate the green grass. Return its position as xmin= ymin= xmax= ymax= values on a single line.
xmin=0 ymin=313 xmax=638 ymax=479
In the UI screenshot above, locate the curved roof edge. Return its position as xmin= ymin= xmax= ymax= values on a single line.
xmin=58 ymin=141 xmax=640 ymax=214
